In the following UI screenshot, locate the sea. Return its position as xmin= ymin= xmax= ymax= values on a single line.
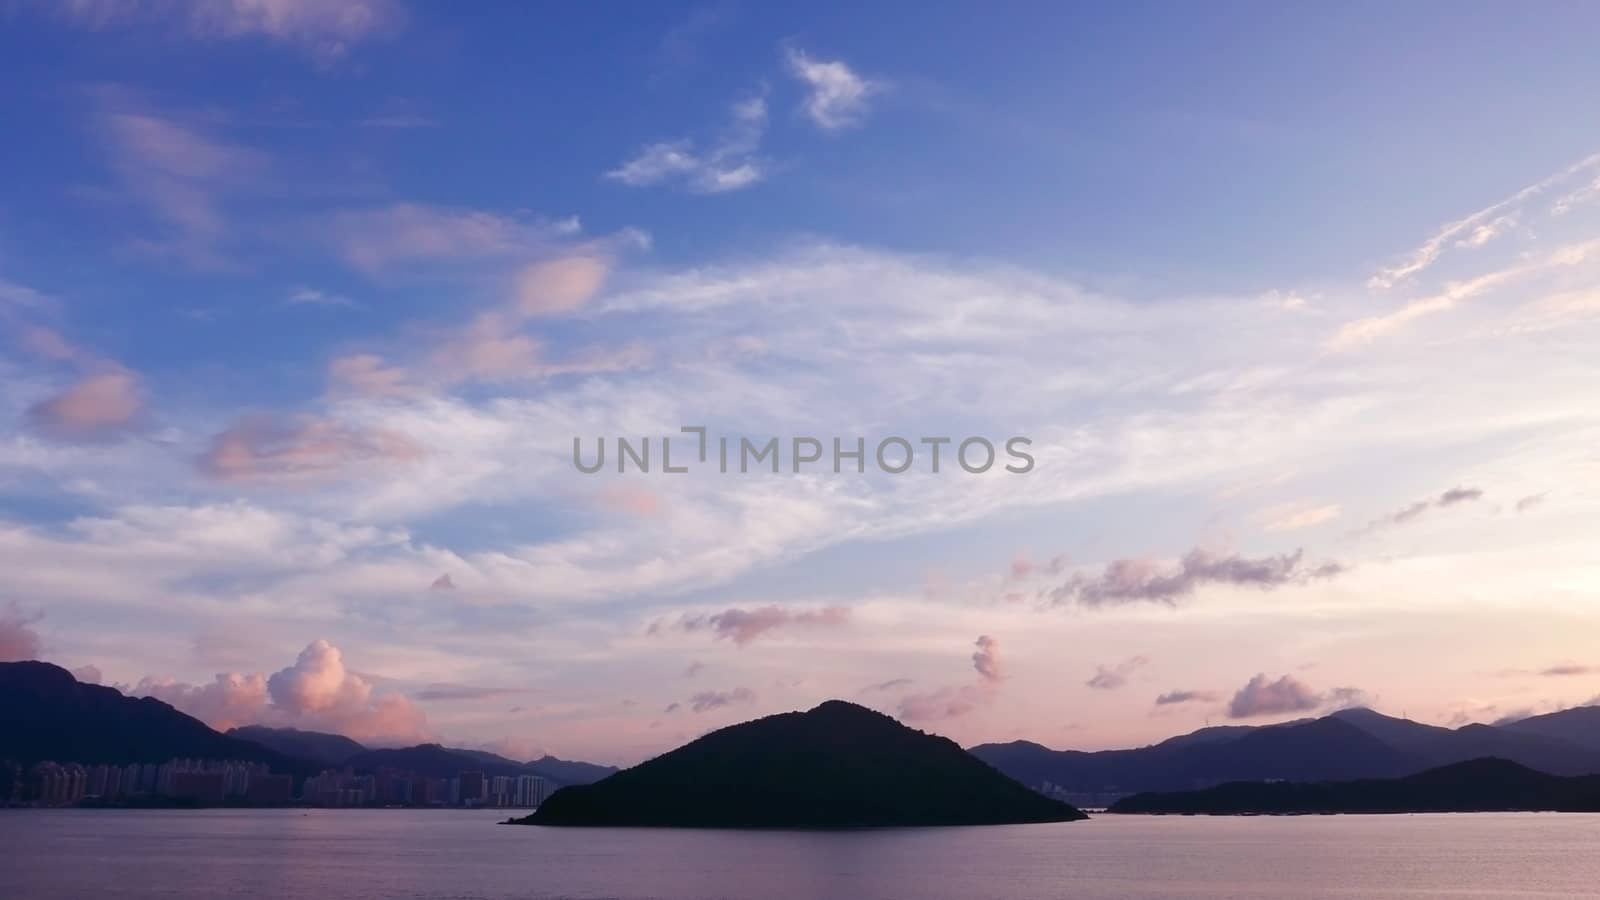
xmin=6 ymin=808 xmax=1600 ymax=899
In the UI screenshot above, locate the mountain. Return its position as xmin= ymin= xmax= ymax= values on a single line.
xmin=0 ymin=661 xmax=302 ymax=772
xmin=344 ymin=743 xmax=522 ymax=778
xmin=227 ymin=726 xmax=366 ymax=766
xmin=340 ymin=743 xmax=616 ymax=786
xmin=1108 ymin=758 xmax=1600 ymax=814
xmin=972 ymin=716 xmax=1416 ymax=802
xmin=516 ymin=700 xmax=1085 ymax=827
xmin=971 ymin=707 xmax=1600 ymax=802
xmin=1501 ymin=705 xmax=1600 ymax=752
xmin=525 ymin=754 xmax=616 ymax=786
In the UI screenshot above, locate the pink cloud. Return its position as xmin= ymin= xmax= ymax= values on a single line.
xmin=972 ymin=634 xmax=1002 ymax=682
xmin=133 ymin=639 xmax=428 ymax=745
xmin=597 ymin=484 xmax=663 ymax=516
xmin=328 ymin=353 xmax=413 ymax=396
xmin=514 ymin=255 xmax=609 ymax=316
xmin=899 ymin=636 xmax=1003 ymax=722
xmin=198 ymin=414 xmax=424 ymax=482
xmin=28 ymin=370 xmax=143 ymax=439
xmin=0 ymin=603 xmax=43 ymax=662
xmin=667 ymin=605 xmax=851 ymax=646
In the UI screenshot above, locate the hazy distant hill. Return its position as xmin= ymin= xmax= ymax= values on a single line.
xmin=1109 ymin=757 xmax=1600 ymax=814
xmin=1501 ymin=706 xmax=1600 ymax=752
xmin=0 ymin=661 xmax=302 ymax=772
xmin=971 ymin=707 xmax=1600 ymax=801
xmin=518 ymin=700 xmax=1084 ymax=828
xmin=341 ymin=743 xmax=616 ymax=786
xmin=524 ymin=755 xmax=616 ymax=786
xmin=228 ymin=725 xmax=366 ymax=767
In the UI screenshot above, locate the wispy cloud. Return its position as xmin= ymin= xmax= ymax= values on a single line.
xmin=659 ymin=604 xmax=851 ymax=646
xmin=1369 ymin=151 xmax=1600 ymax=289
xmin=1358 ymin=486 xmax=1484 ymax=534
xmin=607 ymin=94 xmax=767 ymax=193
xmin=1050 ymin=547 xmax=1344 ymax=607
xmin=1154 ymin=689 xmax=1220 ymax=706
xmin=198 ymin=414 xmax=425 ymax=483
xmin=41 ymin=0 xmax=404 ymax=61
xmin=899 ymin=635 xmax=1002 ymax=721
xmin=784 ymin=47 xmax=880 ymax=131
xmin=1086 ymin=655 xmax=1148 ymax=690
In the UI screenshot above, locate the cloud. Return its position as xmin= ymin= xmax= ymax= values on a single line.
xmin=28 ymin=369 xmax=143 ymax=439
xmin=1539 ymin=663 xmax=1595 ymax=677
xmin=328 ymin=354 xmax=414 ymax=397
xmin=286 ymin=287 xmax=359 ymax=308
xmin=1154 ymin=689 xmax=1220 ymax=706
xmin=1226 ymin=673 xmax=1322 ymax=718
xmin=899 ymin=636 xmax=1002 ymax=722
xmin=1515 ymin=493 xmax=1548 ymax=514
xmin=328 ymin=204 xmax=581 ymax=274
xmin=198 ymin=414 xmax=425 ymax=482
xmin=513 ymin=256 xmax=610 ymax=316
xmin=859 ymin=677 xmax=913 ymax=694
xmin=43 ymin=0 xmax=403 ymax=60
xmin=72 ymin=664 xmax=104 ymax=684
xmin=135 ymin=671 xmax=270 ymax=732
xmin=1368 ymin=151 xmax=1600 ymax=289
xmin=1051 ymin=547 xmax=1344 ymax=607
xmin=92 ymin=94 xmax=269 ymax=268
xmin=666 ymin=604 xmax=850 ymax=646
xmin=410 ymin=683 xmax=522 ymax=702
xmin=972 ymin=634 xmax=1002 ymax=682
xmin=1086 ymin=655 xmax=1148 ymax=690
xmin=430 ymin=573 xmax=456 ymax=591
xmin=784 ymin=47 xmax=880 ymax=131
xmin=607 ymin=94 xmax=767 ymax=193
xmin=1263 ymin=504 xmax=1341 ymax=532
xmin=1361 ymin=486 xmax=1484 ymax=533
xmin=0 ymin=603 xmax=43 ymax=661
xmin=262 ymin=639 xmax=427 ymax=743
xmin=1337 ymin=239 xmax=1600 ymax=347
xmin=684 ymin=687 xmax=756 ymax=713
xmin=1225 ymin=673 xmax=1367 ymax=719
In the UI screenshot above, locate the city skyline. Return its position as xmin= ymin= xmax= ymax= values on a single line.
xmin=5 ymin=2 xmax=1600 ymax=766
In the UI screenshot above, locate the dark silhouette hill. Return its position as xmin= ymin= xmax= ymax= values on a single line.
xmin=524 ymin=754 xmax=617 ymax=786
xmin=228 ymin=725 xmax=366 ymax=766
xmin=0 ymin=661 xmax=303 ymax=772
xmin=516 ymin=700 xmax=1085 ymax=828
xmin=1108 ymin=757 xmax=1600 ymax=814
xmin=971 ymin=707 xmax=1600 ymax=800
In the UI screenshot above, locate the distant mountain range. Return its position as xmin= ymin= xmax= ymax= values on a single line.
xmin=1108 ymin=757 xmax=1600 ymax=814
xmin=970 ymin=706 xmax=1600 ymax=803
xmin=519 ymin=700 xmax=1084 ymax=827
xmin=0 ymin=662 xmax=306 ymax=773
xmin=0 ymin=662 xmax=615 ymax=786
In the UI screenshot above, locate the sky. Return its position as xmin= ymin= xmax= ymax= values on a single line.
xmin=4 ymin=1 xmax=1600 ymax=766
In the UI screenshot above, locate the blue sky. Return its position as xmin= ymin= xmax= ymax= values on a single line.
xmin=5 ymin=1 xmax=1600 ymax=763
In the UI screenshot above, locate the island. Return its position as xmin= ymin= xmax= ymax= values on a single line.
xmin=1107 ymin=757 xmax=1600 ymax=815
xmin=512 ymin=699 xmax=1086 ymax=827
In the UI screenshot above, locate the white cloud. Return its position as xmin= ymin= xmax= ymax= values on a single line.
xmin=607 ymin=95 xmax=768 ymax=193
xmin=784 ymin=47 xmax=880 ymax=131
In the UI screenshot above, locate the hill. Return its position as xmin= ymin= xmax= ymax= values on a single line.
xmin=1108 ymin=757 xmax=1600 ymax=814
xmin=228 ymin=725 xmax=366 ymax=766
xmin=340 ymin=743 xmax=616 ymax=786
xmin=515 ymin=700 xmax=1084 ymax=828
xmin=525 ymin=754 xmax=616 ymax=786
xmin=1501 ymin=705 xmax=1600 ymax=752
xmin=971 ymin=707 xmax=1600 ymax=802
xmin=0 ymin=661 xmax=302 ymax=772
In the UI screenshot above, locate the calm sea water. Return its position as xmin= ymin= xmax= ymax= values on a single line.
xmin=6 ymin=808 xmax=1600 ymax=899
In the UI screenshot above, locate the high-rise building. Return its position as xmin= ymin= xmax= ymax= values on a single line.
xmin=460 ymin=770 xmax=485 ymax=805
